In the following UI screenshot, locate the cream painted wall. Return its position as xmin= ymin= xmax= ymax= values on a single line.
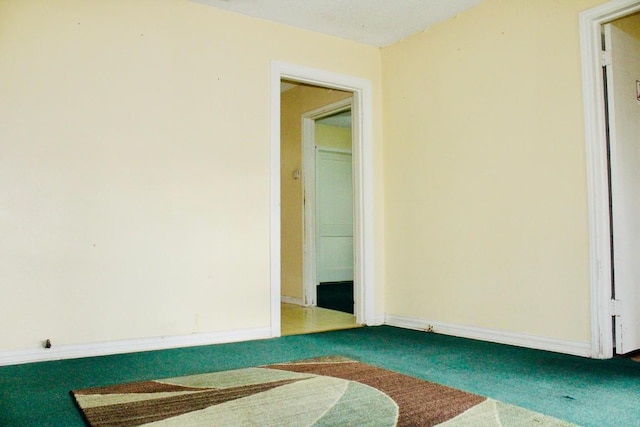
xmin=280 ymin=85 xmax=352 ymax=300
xmin=382 ymin=0 xmax=607 ymax=343
xmin=5 ymin=0 xmax=614 ymax=356
xmin=613 ymin=12 xmax=640 ymax=40
xmin=316 ymin=124 xmax=353 ymax=151
xmin=0 ymin=0 xmax=383 ymax=351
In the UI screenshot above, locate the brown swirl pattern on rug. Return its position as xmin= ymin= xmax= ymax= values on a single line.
xmin=71 ymin=356 xmax=577 ymax=426
xmin=266 ymin=356 xmax=484 ymax=426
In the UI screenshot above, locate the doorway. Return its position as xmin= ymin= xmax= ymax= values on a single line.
xmin=580 ymin=0 xmax=640 ymax=359
xmin=280 ymin=85 xmax=357 ymax=335
xmin=270 ymin=61 xmax=376 ymax=338
xmin=304 ymin=102 xmax=355 ymax=315
xmin=603 ymin=15 xmax=640 ymax=356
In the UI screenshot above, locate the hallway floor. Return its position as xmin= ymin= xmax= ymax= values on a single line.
xmin=281 ymin=303 xmax=360 ymax=336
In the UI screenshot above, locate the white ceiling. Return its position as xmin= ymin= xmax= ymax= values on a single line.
xmin=192 ymin=0 xmax=484 ymax=47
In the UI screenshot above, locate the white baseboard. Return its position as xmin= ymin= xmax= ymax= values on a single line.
xmin=366 ymin=314 xmax=386 ymax=326
xmin=1 ymin=315 xmax=592 ymax=366
xmin=281 ymin=295 xmax=304 ymax=306
xmin=0 ymin=327 xmax=272 ymax=367
xmin=385 ymin=314 xmax=592 ymax=358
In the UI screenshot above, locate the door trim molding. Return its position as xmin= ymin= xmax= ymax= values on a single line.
xmin=580 ymin=0 xmax=640 ymax=359
xmin=302 ymin=98 xmax=353 ymax=307
xmin=270 ymin=61 xmax=376 ymax=337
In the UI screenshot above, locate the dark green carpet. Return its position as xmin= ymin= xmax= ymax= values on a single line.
xmin=1 ymin=326 xmax=639 ymax=426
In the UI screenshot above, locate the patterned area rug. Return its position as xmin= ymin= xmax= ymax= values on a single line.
xmin=71 ymin=356 xmax=577 ymax=426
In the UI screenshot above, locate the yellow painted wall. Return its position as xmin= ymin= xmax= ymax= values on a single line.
xmin=0 ymin=0 xmax=382 ymax=351
xmin=280 ymin=85 xmax=351 ymax=300
xmin=2 ymin=0 xmax=617 ymax=355
xmin=316 ymin=124 xmax=352 ymax=151
xmin=613 ymin=12 xmax=640 ymax=40
xmin=382 ymin=0 xmax=606 ymax=343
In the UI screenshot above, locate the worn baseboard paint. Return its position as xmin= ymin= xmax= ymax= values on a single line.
xmin=385 ymin=314 xmax=591 ymax=358
xmin=281 ymin=296 xmax=304 ymax=306
xmin=0 ymin=327 xmax=272 ymax=367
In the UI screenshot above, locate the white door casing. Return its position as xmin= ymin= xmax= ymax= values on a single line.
xmin=604 ymin=23 xmax=640 ymax=355
xmin=580 ymin=0 xmax=640 ymax=359
xmin=270 ymin=61 xmax=376 ymax=336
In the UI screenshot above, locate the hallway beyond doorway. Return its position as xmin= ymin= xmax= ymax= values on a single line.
xmin=317 ymin=281 xmax=354 ymax=314
xmin=281 ymin=303 xmax=360 ymax=336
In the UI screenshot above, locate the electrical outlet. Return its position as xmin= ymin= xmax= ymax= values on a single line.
xmin=425 ymin=325 xmax=434 ymax=333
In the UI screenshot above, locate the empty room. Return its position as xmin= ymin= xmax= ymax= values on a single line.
xmin=1 ymin=0 xmax=639 ymax=425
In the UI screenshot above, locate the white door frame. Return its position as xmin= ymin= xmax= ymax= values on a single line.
xmin=580 ymin=0 xmax=640 ymax=359
xmin=302 ymin=99 xmax=353 ymax=308
xmin=270 ymin=61 xmax=376 ymax=337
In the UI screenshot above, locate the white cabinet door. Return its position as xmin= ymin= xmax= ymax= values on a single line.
xmin=315 ymin=149 xmax=354 ymax=283
xmin=605 ymin=24 xmax=640 ymax=355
